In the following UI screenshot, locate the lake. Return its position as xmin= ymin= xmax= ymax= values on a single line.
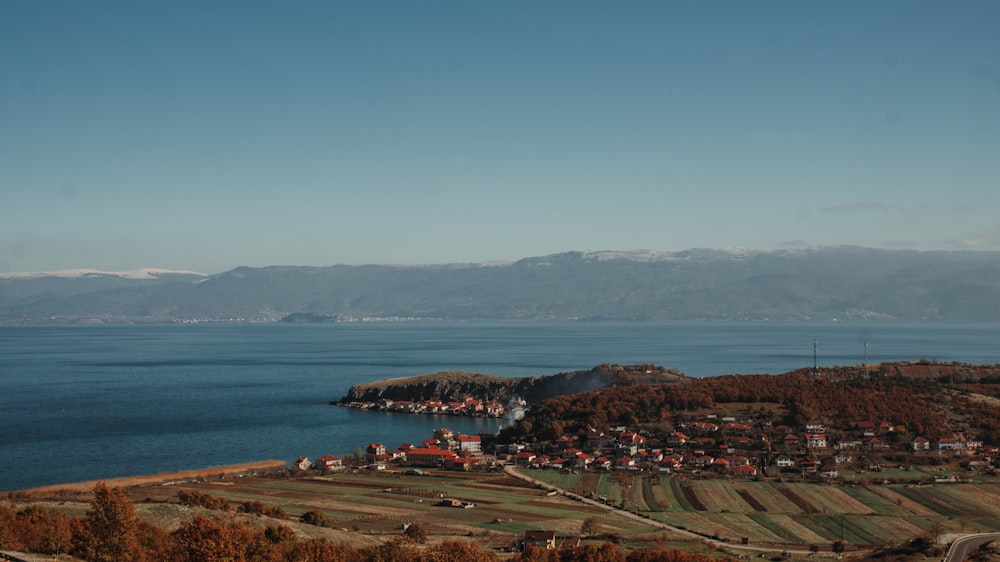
xmin=1 ymin=322 xmax=998 ymax=491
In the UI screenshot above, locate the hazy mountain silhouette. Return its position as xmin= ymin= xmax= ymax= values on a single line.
xmin=3 ymin=247 xmax=999 ymax=323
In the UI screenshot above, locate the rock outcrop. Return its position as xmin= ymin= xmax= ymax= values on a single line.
xmin=336 ymin=364 xmax=686 ymax=405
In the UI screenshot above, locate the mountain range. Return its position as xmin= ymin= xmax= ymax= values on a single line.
xmin=2 ymin=247 xmax=999 ymax=323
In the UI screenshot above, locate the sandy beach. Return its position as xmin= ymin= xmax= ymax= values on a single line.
xmin=7 ymin=460 xmax=288 ymax=495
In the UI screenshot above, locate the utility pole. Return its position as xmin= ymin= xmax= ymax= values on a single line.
xmin=813 ymin=338 xmax=819 ymax=378
xmin=864 ymin=341 xmax=869 ymax=378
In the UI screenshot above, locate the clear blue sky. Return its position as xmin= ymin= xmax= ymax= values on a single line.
xmin=3 ymin=2 xmax=999 ymax=274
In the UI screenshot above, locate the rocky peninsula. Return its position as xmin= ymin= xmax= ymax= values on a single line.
xmin=334 ymin=363 xmax=687 ymax=414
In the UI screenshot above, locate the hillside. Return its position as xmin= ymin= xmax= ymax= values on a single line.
xmin=4 ymin=247 xmax=1000 ymax=322
xmin=337 ymin=364 xmax=687 ymax=405
xmin=501 ymin=361 xmax=1000 ymax=445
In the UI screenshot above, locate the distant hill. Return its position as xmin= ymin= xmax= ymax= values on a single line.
xmin=503 ymin=360 xmax=1000 ymax=445
xmin=3 ymin=247 xmax=1000 ymax=323
xmin=337 ymin=364 xmax=686 ymax=406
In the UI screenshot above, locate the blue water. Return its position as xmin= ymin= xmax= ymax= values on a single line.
xmin=1 ymin=322 xmax=998 ymax=492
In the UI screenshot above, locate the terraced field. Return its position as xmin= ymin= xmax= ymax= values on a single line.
xmin=538 ymin=473 xmax=1000 ymax=549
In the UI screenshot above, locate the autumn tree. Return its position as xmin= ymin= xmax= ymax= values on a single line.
xmin=263 ymin=524 xmax=297 ymax=545
xmin=581 ymin=516 xmax=603 ymax=538
xmin=404 ymin=521 xmax=428 ymax=544
xmin=14 ymin=506 xmax=73 ymax=555
xmin=0 ymin=503 xmax=20 ymax=550
xmin=74 ymin=482 xmax=143 ymax=562
xmin=363 ymin=536 xmax=423 ymax=562
xmin=281 ymin=537 xmax=355 ymax=561
xmin=519 ymin=545 xmax=558 ymax=561
xmin=135 ymin=520 xmax=174 ymax=562
xmin=300 ymin=509 xmax=333 ymax=528
xmin=171 ymin=515 xmax=255 ymax=562
xmin=426 ymin=539 xmax=500 ymax=561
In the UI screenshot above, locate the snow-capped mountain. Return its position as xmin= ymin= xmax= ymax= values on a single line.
xmin=2 ymin=247 xmax=999 ymax=323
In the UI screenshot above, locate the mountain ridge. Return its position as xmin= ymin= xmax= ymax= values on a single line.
xmin=2 ymin=246 xmax=999 ymax=323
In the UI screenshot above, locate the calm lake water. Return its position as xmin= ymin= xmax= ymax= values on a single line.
xmin=1 ymin=322 xmax=998 ymax=491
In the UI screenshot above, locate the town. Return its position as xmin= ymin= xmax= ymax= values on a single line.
xmin=298 ymin=401 xmax=997 ymax=484
xmin=339 ymin=395 xmax=517 ymax=418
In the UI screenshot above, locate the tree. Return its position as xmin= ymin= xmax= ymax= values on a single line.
xmin=581 ymin=516 xmax=603 ymax=538
xmin=74 ymin=482 xmax=143 ymax=562
xmin=364 ymin=537 xmax=422 ymax=562
xmin=172 ymin=515 xmax=254 ymax=562
xmin=282 ymin=537 xmax=353 ymax=562
xmin=263 ymin=524 xmax=297 ymax=545
xmin=404 ymin=521 xmax=427 ymax=544
xmin=300 ymin=509 xmax=333 ymax=528
xmin=0 ymin=504 xmax=21 ymax=550
xmin=16 ymin=506 xmax=73 ymax=555
xmin=135 ymin=520 xmax=174 ymax=562
xmin=427 ymin=539 xmax=500 ymax=561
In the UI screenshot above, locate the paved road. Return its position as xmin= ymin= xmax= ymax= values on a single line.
xmin=944 ymin=533 xmax=1000 ymax=562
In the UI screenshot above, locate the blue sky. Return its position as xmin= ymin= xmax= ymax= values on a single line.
xmin=2 ymin=2 xmax=999 ymax=274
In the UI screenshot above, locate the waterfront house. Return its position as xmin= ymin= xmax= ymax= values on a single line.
xmin=314 ymin=455 xmax=343 ymax=470
xmin=365 ymin=443 xmax=387 ymax=461
xmin=456 ymin=434 xmax=482 ymax=455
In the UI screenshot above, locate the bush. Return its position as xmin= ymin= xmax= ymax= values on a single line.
xmin=299 ymin=510 xmax=332 ymax=528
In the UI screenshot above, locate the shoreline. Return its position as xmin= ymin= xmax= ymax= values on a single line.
xmin=4 ymin=460 xmax=288 ymax=496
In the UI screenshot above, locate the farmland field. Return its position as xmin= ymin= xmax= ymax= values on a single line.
xmin=9 ymin=467 xmax=1000 ymax=554
xmin=520 ymin=470 xmax=1000 ymax=549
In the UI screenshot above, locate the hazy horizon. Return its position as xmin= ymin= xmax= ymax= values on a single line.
xmin=2 ymin=244 xmax=999 ymax=279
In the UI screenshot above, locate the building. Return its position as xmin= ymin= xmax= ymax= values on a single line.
xmin=805 ymin=433 xmax=828 ymax=449
xmin=524 ymin=530 xmax=557 ymax=550
xmin=314 ymin=455 xmax=343 ymax=470
xmin=456 ymin=434 xmax=482 ymax=455
xmin=406 ymin=447 xmax=458 ymax=467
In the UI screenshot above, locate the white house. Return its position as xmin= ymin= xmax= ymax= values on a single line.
xmin=805 ymin=433 xmax=828 ymax=449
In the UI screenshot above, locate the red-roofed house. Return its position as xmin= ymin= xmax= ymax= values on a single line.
xmin=514 ymin=451 xmax=537 ymax=466
xmin=805 ymin=434 xmax=827 ymax=449
xmin=446 ymin=456 xmax=479 ymax=471
xmin=457 ymin=434 xmax=482 ymax=455
xmin=407 ymin=447 xmax=458 ymax=467
xmin=314 ymin=455 xmax=342 ymax=470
